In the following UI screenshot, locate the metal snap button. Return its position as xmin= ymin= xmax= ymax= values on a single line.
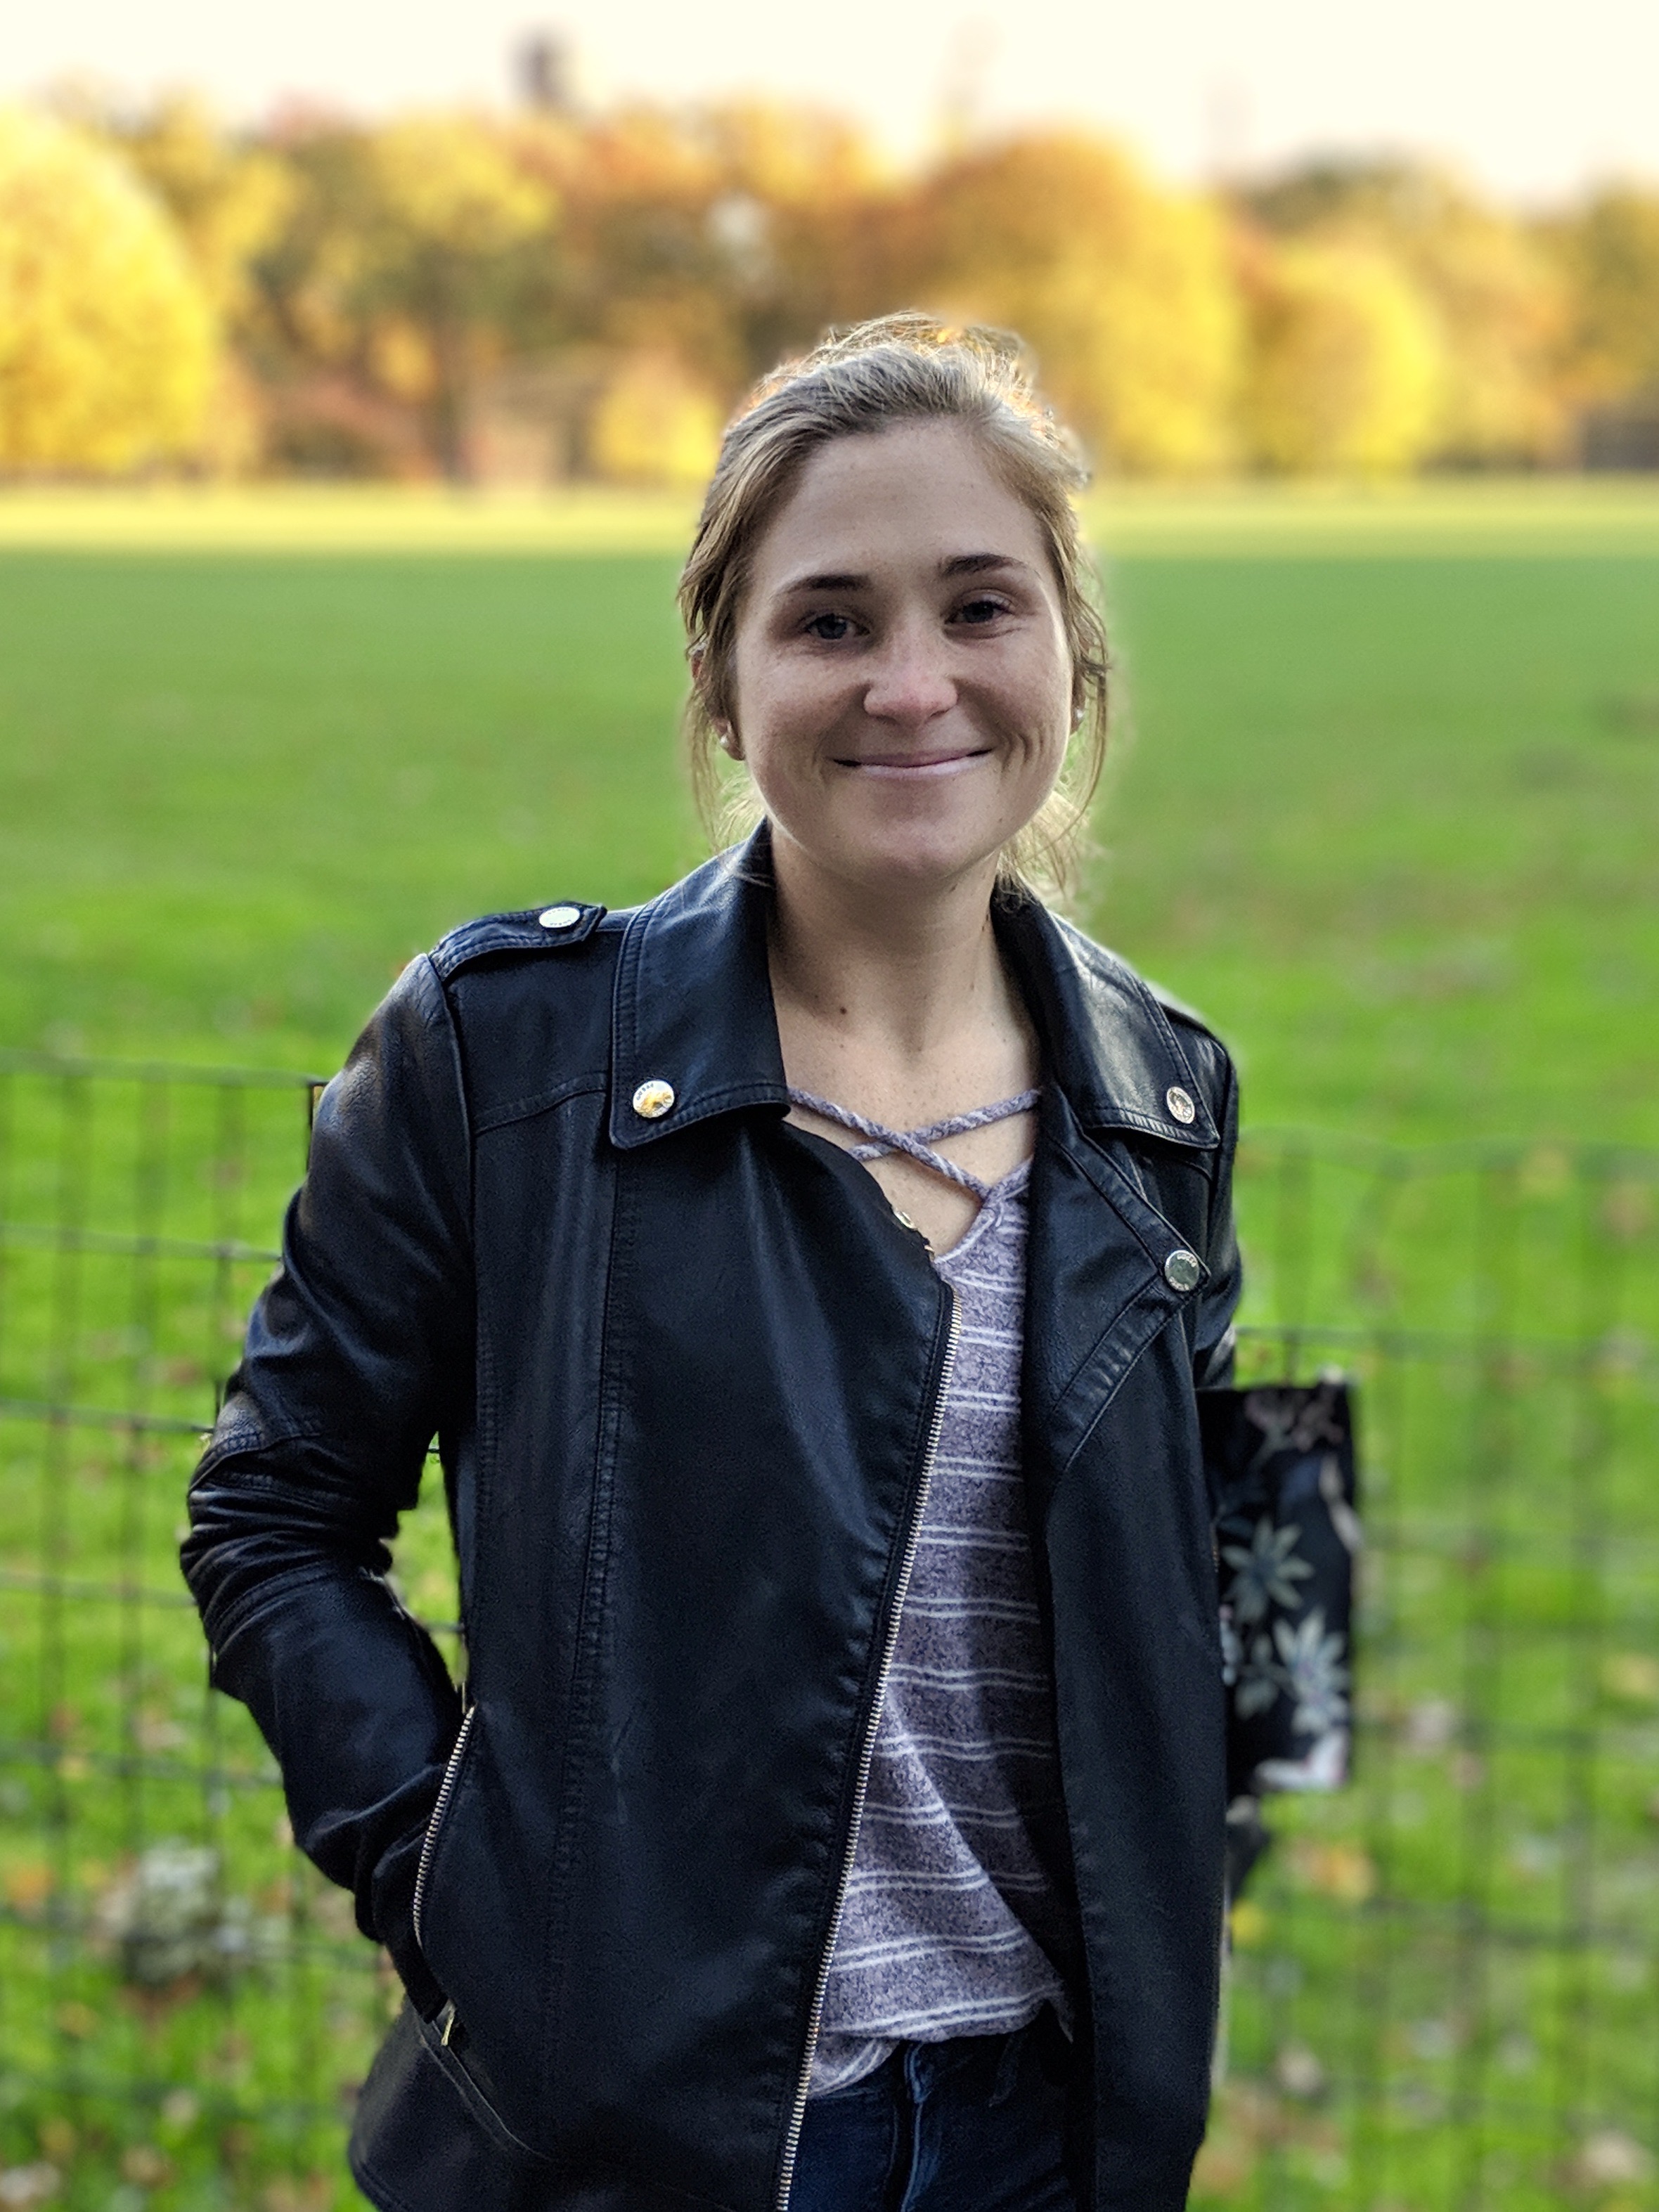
xmin=1166 ymin=1085 xmax=1196 ymax=1125
xmin=538 ymin=905 xmax=581 ymax=931
xmin=1163 ymin=1248 xmax=1202 ymax=1293
xmin=631 ymin=1079 xmax=676 ymax=1120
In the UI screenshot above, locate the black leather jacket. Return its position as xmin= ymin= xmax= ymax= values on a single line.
xmin=183 ymin=832 xmax=1241 ymax=2212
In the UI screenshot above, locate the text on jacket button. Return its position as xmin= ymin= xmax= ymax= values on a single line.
xmin=538 ymin=905 xmax=581 ymax=931
xmin=1164 ymin=1248 xmax=1202 ymax=1293
xmin=1165 ymin=1085 xmax=1196 ymax=1125
xmin=632 ymin=1079 xmax=676 ymax=1120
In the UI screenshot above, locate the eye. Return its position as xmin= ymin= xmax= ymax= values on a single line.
xmin=803 ymin=611 xmax=858 ymax=642
xmin=952 ymin=595 xmax=1012 ymax=627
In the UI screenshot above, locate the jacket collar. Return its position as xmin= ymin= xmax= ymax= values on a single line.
xmin=608 ymin=825 xmax=1218 ymax=1154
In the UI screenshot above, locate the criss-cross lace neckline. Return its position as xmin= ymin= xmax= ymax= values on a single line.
xmin=785 ymin=1086 xmax=1040 ymax=1201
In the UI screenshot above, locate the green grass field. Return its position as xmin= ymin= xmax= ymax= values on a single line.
xmin=1 ymin=484 xmax=1657 ymax=2210
xmin=1 ymin=482 xmax=1655 ymax=1146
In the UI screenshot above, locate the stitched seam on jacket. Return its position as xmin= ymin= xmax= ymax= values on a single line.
xmin=537 ymin=1145 xmax=631 ymax=2129
xmin=192 ymin=1418 xmax=325 ymax=1480
xmin=347 ymin=2153 xmax=422 ymax=2212
xmin=1063 ymin=928 xmax=1215 ymax=1097
xmin=1057 ymin=1298 xmax=1187 ymax=1478
xmin=472 ymin=1076 xmax=606 ymax=1134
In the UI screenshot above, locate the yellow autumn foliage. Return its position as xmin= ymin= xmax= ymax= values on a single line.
xmin=1242 ymin=239 xmax=1444 ymax=475
xmin=588 ymin=352 xmax=721 ymax=489
xmin=1241 ymin=164 xmax=1568 ymax=463
xmin=367 ymin=115 xmax=553 ymax=260
xmin=0 ymin=108 xmax=218 ymax=473
xmin=907 ymin=135 xmax=1239 ymax=475
xmin=102 ymin=93 xmax=294 ymax=323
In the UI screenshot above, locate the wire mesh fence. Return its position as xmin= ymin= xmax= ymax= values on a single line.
xmin=0 ymin=1049 xmax=1655 ymax=2210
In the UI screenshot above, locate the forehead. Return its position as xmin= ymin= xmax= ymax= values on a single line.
xmin=751 ymin=420 xmax=1052 ymax=586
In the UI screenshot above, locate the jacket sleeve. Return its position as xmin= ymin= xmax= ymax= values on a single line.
xmin=1193 ymin=1040 xmax=1241 ymax=1391
xmin=181 ymin=954 xmax=472 ymax=2014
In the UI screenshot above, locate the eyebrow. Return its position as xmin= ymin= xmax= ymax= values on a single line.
xmin=777 ymin=552 xmax=1033 ymax=595
xmin=939 ymin=552 xmax=1031 ymax=579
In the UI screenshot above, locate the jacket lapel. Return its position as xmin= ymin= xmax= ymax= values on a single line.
xmin=1024 ymin=1087 xmax=1206 ymax=1517
xmin=607 ymin=838 xmax=788 ymax=1155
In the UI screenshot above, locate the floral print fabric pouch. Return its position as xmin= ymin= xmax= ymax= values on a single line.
xmin=1200 ymin=1376 xmax=1360 ymax=1805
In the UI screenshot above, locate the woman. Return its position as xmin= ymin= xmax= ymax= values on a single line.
xmin=183 ymin=316 xmax=1241 ymax=2212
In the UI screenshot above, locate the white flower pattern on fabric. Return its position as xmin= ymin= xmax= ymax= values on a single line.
xmin=1213 ymin=1378 xmax=1358 ymax=1799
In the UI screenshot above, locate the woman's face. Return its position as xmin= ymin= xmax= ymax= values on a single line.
xmin=721 ymin=421 xmax=1074 ymax=901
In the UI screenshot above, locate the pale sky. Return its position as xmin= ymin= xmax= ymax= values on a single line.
xmin=4 ymin=0 xmax=1656 ymax=203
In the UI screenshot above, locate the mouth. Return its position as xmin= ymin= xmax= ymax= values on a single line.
xmin=836 ymin=747 xmax=992 ymax=780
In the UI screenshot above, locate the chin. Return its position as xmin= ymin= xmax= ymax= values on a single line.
xmin=837 ymin=824 xmax=1009 ymax=894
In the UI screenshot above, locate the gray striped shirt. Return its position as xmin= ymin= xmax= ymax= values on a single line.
xmin=810 ymin=1160 xmax=1070 ymax=2095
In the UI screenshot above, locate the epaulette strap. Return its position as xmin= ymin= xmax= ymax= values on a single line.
xmin=1144 ymin=977 xmax=1219 ymax=1037
xmin=430 ymin=903 xmax=607 ymax=982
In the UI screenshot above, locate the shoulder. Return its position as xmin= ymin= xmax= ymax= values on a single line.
xmin=1039 ymin=910 xmax=1238 ymax=1140
xmin=1142 ymin=974 xmax=1236 ymax=1106
xmin=401 ymin=898 xmax=632 ymax=1122
xmin=428 ymin=898 xmax=614 ymax=982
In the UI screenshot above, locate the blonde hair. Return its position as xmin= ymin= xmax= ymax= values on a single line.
xmin=677 ymin=313 xmax=1109 ymax=899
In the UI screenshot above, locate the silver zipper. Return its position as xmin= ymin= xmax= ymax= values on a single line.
xmin=773 ymin=1288 xmax=962 ymax=2210
xmin=412 ymin=1702 xmax=476 ymax=1951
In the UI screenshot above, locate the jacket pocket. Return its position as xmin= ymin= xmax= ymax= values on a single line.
xmin=415 ymin=2001 xmax=553 ymax=2167
xmin=412 ymin=1702 xmax=477 ymax=1954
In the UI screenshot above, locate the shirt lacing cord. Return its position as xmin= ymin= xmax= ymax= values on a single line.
xmin=785 ymin=1087 xmax=1042 ymax=1198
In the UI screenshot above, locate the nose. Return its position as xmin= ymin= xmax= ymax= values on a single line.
xmin=861 ymin=614 xmax=956 ymax=726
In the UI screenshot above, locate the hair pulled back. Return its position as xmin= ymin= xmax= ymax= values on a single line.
xmin=678 ymin=312 xmax=1109 ymax=898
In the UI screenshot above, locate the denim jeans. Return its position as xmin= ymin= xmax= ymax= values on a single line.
xmin=789 ymin=2013 xmax=1082 ymax=2212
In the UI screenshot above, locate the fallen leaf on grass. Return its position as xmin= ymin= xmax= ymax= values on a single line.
xmin=1274 ymin=2044 xmax=1326 ymax=2099
xmin=3 ymin=1863 xmax=54 ymax=1914
xmin=119 ymin=2147 xmax=172 ymax=2189
xmin=0 ymin=2166 xmax=60 ymax=2208
xmin=1288 ymin=1840 xmax=1376 ymax=1903
xmin=1601 ymin=1655 xmax=1659 ymax=1705
xmin=1228 ymin=1899 xmax=1267 ymax=1949
xmin=1191 ymin=2126 xmax=1255 ymax=2197
xmin=259 ymin=2176 xmax=334 ymax=2212
xmin=1574 ymin=2132 xmax=1653 ymax=2187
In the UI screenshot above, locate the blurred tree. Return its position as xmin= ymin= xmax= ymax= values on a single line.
xmin=512 ymin=103 xmax=884 ymax=399
xmin=93 ymin=93 xmax=293 ymax=326
xmin=1544 ymin=186 xmax=1659 ymax=405
xmin=898 ymin=134 xmax=1239 ymax=474
xmin=588 ymin=350 xmax=721 ymax=485
xmin=15 ymin=86 xmax=1643 ymax=486
xmin=359 ymin=114 xmax=555 ymax=477
xmin=1239 ymin=235 xmax=1443 ymax=474
xmin=245 ymin=112 xmax=556 ymax=478
xmin=1241 ymin=161 xmax=1568 ymax=464
xmin=84 ymin=93 xmax=293 ymax=472
xmin=0 ymin=108 xmax=217 ymax=473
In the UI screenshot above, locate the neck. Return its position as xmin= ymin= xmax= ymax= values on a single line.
xmin=766 ymin=833 xmax=1010 ymax=1066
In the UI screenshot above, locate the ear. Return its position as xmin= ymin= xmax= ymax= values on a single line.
xmin=690 ymin=642 xmax=742 ymax=757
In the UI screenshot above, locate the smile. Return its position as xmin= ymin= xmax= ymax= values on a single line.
xmin=837 ymin=749 xmax=991 ymax=778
